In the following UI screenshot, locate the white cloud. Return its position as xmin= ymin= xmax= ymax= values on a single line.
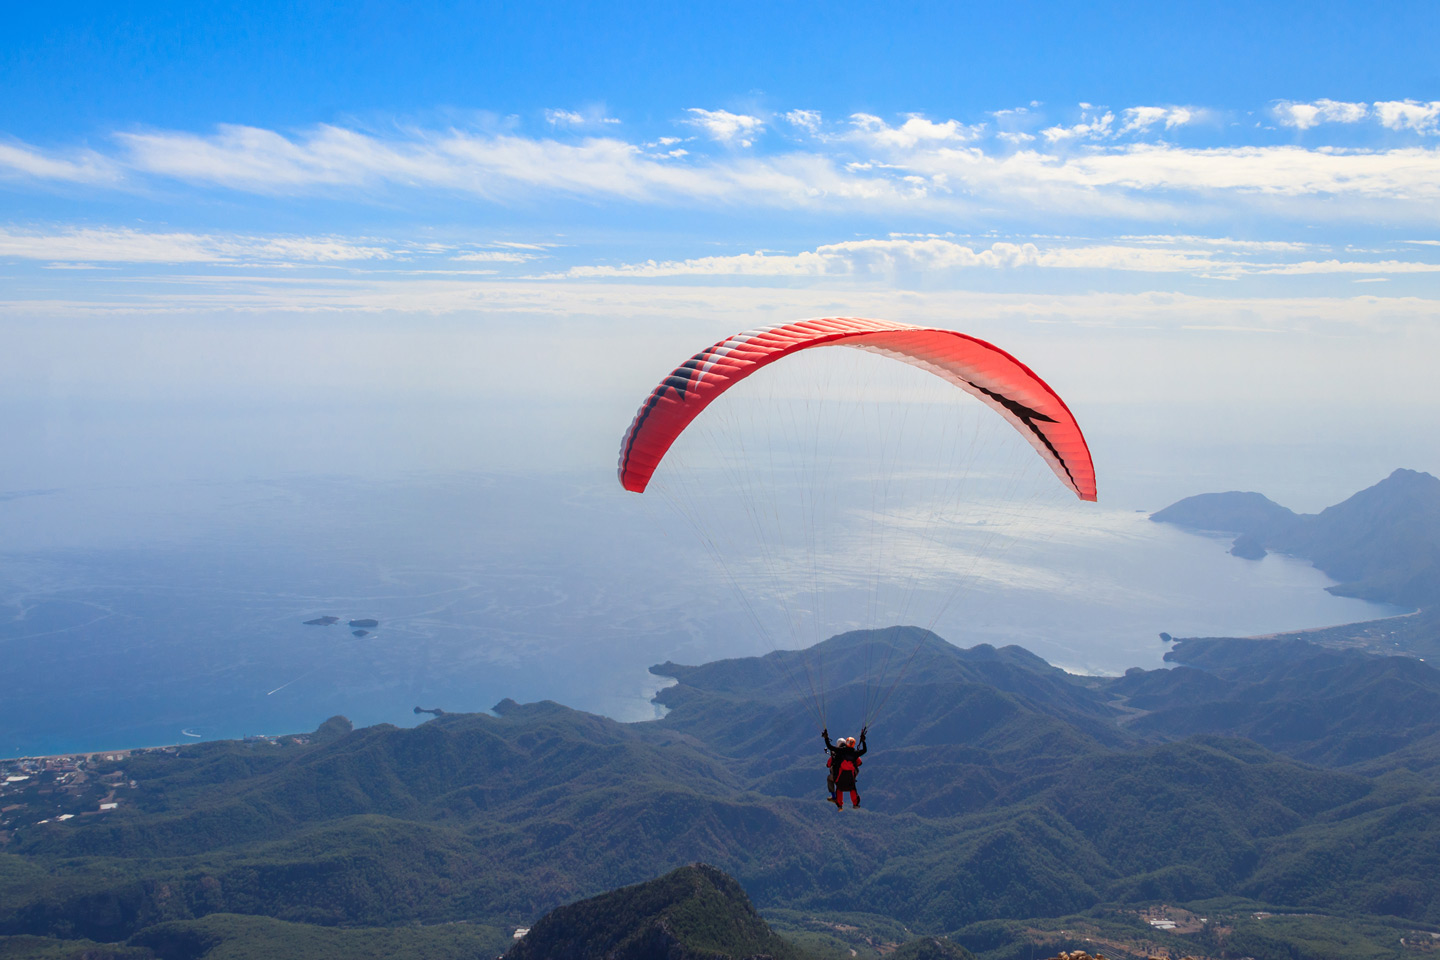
xmin=113 ymin=123 xmax=870 ymax=205
xmin=0 ymin=226 xmax=394 ymax=263
xmin=555 ymin=238 xmax=1238 ymax=279
xmin=1042 ymin=110 xmax=1115 ymax=142
xmin=1119 ymin=106 xmax=1195 ymax=135
xmin=991 ymin=106 xmax=1039 ymax=145
xmin=452 ymin=250 xmax=535 ymax=263
xmin=850 ymin=113 xmax=978 ymax=148
xmin=0 ymin=140 xmax=121 ymax=183
xmin=1374 ymin=100 xmax=1440 ymax=133
xmin=967 ymin=143 xmax=1440 ymax=203
xmin=1253 ymin=258 xmax=1440 ymax=275
xmin=1273 ymin=99 xmax=1369 ymax=129
xmin=544 ymin=107 xmax=621 ymax=126
xmin=7 ymin=274 xmax=1437 ymax=343
xmin=554 ymin=236 xmax=1440 ymax=282
xmin=1042 ymin=105 xmax=1197 ymax=142
xmin=94 ymin=129 xmax=1440 ymax=212
xmin=248 ymin=236 xmax=395 ymax=262
xmin=784 ymin=109 xmax=822 ymax=133
xmin=3 ymin=107 xmax=1440 ymax=222
xmin=11 ymin=227 xmax=1428 ymax=291
xmin=685 ymin=108 xmax=764 ymax=147
xmin=1117 ymin=234 xmax=1311 ymax=251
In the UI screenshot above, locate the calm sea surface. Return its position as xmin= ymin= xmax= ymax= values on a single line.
xmin=0 ymin=469 xmax=1400 ymax=758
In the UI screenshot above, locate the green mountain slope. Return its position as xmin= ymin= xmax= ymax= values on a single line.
xmin=1106 ymin=637 xmax=1440 ymax=767
xmin=6 ymin=628 xmax=1440 ymax=958
xmin=506 ymin=863 xmax=809 ymax=960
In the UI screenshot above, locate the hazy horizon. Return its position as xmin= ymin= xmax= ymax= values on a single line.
xmin=4 ymin=1 xmax=1439 ymax=755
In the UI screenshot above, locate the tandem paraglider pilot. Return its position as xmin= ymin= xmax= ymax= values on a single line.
xmin=822 ymin=728 xmax=867 ymax=809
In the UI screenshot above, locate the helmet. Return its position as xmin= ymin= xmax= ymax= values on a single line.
xmin=846 ymin=737 xmax=856 ymax=747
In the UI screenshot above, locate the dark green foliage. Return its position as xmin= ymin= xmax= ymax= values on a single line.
xmin=0 ymin=935 xmax=152 ymax=959
xmin=0 ymin=913 xmax=505 ymax=959
xmin=1043 ymin=738 xmax=1370 ymax=888
xmin=761 ymin=909 xmax=917 ymax=959
xmin=127 ymin=914 xmax=506 ymax=960
xmin=9 ymin=627 xmax=1440 ymax=959
xmin=1135 ymin=637 xmax=1440 ymax=767
xmin=1245 ymin=796 xmax=1440 ymax=919
xmin=506 ymin=864 xmax=808 ymax=960
xmin=944 ymin=919 xmax=1026 ymax=957
xmin=950 ymin=907 xmax=1440 ymax=960
xmin=887 ymin=936 xmax=973 ymax=960
xmin=1208 ymin=912 xmax=1434 ymax=960
xmin=312 ymin=716 xmax=353 ymax=743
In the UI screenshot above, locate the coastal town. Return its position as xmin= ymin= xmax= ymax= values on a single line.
xmin=0 ymin=734 xmax=312 ymax=846
xmin=0 ymin=748 xmax=147 ymax=844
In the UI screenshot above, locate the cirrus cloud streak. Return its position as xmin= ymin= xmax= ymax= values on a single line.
xmin=554 ymin=237 xmax=1440 ymax=281
xmin=3 ymin=104 xmax=1440 ymax=222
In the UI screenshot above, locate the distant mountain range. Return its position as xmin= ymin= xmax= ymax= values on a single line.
xmin=1151 ymin=468 xmax=1440 ymax=609
xmin=5 ymin=626 xmax=1440 ymax=960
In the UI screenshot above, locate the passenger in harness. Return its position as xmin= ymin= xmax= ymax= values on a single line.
xmin=822 ymin=728 xmax=867 ymax=809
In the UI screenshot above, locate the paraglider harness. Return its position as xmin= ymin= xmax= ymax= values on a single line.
xmin=822 ymin=728 xmax=866 ymax=795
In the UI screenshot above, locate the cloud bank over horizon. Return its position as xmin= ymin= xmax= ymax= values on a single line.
xmin=5 ymin=99 xmax=1440 ymax=217
xmin=2 ymin=97 xmax=1438 ymax=319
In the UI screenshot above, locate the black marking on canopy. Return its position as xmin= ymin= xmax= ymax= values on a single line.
xmin=620 ymin=352 xmax=711 ymax=477
xmin=968 ymin=381 xmax=1077 ymax=489
xmin=664 ymin=353 xmax=712 ymax=400
xmin=970 ymin=382 xmax=1058 ymax=425
xmin=619 ymin=387 xmax=665 ymax=478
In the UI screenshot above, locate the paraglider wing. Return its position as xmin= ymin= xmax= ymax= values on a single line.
xmin=618 ymin=317 xmax=1096 ymax=501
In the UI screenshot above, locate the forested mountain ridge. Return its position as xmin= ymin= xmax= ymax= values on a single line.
xmin=1151 ymin=468 xmax=1440 ymax=608
xmin=506 ymin=864 xmax=981 ymax=960
xmin=506 ymin=863 xmax=816 ymax=960
xmin=1117 ymin=636 xmax=1440 ymax=766
xmin=6 ymin=628 xmax=1440 ymax=960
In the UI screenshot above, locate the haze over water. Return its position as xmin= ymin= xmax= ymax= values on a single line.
xmin=4 ymin=3 xmax=1440 ymax=760
xmin=0 ymin=379 xmax=1408 ymax=758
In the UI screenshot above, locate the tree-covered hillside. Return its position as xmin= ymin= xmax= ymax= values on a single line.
xmin=4 ymin=628 xmax=1440 ymax=958
xmin=506 ymin=863 xmax=814 ymax=960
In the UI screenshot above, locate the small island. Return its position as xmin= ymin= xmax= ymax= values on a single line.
xmin=302 ymin=616 xmax=339 ymax=626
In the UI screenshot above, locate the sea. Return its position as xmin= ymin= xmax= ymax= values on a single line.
xmin=0 ymin=463 xmax=1403 ymax=759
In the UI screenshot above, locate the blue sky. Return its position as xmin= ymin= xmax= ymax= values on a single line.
xmin=5 ymin=1 xmax=1440 ymax=744
xmin=3 ymin=0 xmax=1440 ymax=507
xmin=5 ymin=1 xmax=1438 ymax=134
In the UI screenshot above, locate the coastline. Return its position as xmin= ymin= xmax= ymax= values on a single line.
xmin=10 ymin=605 xmax=1432 ymax=762
xmin=1 ymin=744 xmax=174 ymax=764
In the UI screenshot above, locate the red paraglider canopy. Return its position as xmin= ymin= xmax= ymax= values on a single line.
xmin=618 ymin=317 xmax=1096 ymax=501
